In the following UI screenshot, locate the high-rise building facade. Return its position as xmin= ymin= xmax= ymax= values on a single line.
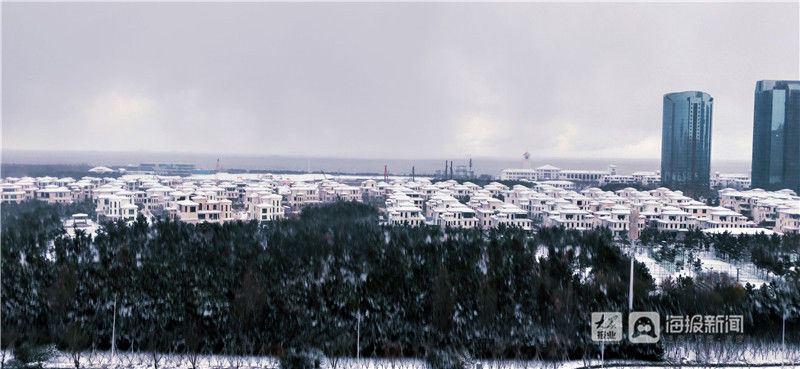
xmin=751 ymin=80 xmax=800 ymax=193
xmin=661 ymin=91 xmax=713 ymax=194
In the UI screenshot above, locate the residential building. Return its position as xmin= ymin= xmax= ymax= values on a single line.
xmin=35 ymin=186 xmax=72 ymax=204
xmin=248 ymin=192 xmax=285 ymax=222
xmin=385 ymin=193 xmax=425 ymax=226
xmin=96 ymin=194 xmax=138 ymax=221
xmin=287 ymin=184 xmax=321 ymax=211
xmin=499 ymin=169 xmax=537 ymax=181
xmin=1 ymin=184 xmax=26 ymax=203
xmin=711 ymin=172 xmax=751 ymax=190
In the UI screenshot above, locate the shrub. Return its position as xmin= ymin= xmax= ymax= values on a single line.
xmin=7 ymin=344 xmax=53 ymax=369
xmin=425 ymin=349 xmax=470 ymax=369
xmin=280 ymin=348 xmax=323 ymax=369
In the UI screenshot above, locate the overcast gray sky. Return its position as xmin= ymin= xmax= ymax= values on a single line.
xmin=3 ymin=2 xmax=798 ymax=161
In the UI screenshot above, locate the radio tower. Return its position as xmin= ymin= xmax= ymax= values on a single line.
xmin=523 ymin=151 xmax=531 ymax=169
xmin=215 ymin=158 xmax=221 ymax=184
xmin=384 ymin=165 xmax=388 ymax=181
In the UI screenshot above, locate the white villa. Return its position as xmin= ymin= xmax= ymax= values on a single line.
xmin=1 ymin=169 xmax=793 ymax=236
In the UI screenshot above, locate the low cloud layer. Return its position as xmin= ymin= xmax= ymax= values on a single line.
xmin=3 ymin=2 xmax=798 ymax=161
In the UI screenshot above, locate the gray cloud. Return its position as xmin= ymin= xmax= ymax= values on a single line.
xmin=3 ymin=2 xmax=798 ymax=161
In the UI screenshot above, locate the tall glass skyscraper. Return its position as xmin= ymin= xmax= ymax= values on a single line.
xmin=661 ymin=91 xmax=713 ymax=194
xmin=751 ymin=80 xmax=800 ymax=193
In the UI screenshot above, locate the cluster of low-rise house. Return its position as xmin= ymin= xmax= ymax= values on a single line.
xmin=499 ymin=165 xmax=753 ymax=191
xmin=719 ymin=188 xmax=800 ymax=234
xmin=0 ymin=174 xmax=361 ymax=226
xmin=370 ymin=179 xmax=534 ymax=230
xmin=373 ymin=177 xmax=798 ymax=236
xmin=1 ymin=171 xmax=797 ymax=237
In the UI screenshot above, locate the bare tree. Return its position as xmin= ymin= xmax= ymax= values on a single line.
xmin=380 ymin=340 xmax=403 ymax=369
xmin=1 ymin=327 xmax=19 ymax=369
xmin=149 ymin=350 xmax=162 ymax=369
xmin=181 ymin=323 xmax=203 ymax=369
xmin=58 ymin=324 xmax=89 ymax=369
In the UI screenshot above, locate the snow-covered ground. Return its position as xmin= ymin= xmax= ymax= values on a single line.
xmin=629 ymin=247 xmax=773 ymax=288
xmin=63 ymin=217 xmax=101 ymax=238
xmin=533 ymin=244 xmax=774 ymax=288
xmin=7 ymin=344 xmax=797 ymax=369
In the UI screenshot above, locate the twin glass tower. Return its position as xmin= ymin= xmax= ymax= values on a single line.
xmin=751 ymin=80 xmax=800 ymax=193
xmin=660 ymin=81 xmax=800 ymax=194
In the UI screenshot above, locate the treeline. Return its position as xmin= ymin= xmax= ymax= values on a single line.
xmin=2 ymin=201 xmax=799 ymax=364
xmin=597 ymin=183 xmax=659 ymax=192
xmin=1 ymin=164 xmax=118 ymax=179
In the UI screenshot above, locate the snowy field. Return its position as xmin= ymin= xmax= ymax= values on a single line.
xmin=628 ymin=247 xmax=773 ymax=288
xmin=8 ymin=342 xmax=798 ymax=369
xmin=532 ymin=244 xmax=775 ymax=289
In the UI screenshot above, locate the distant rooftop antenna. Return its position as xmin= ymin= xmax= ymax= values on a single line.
xmin=412 ymin=166 xmax=415 ymax=182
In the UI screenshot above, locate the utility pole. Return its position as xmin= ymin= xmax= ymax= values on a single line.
xmin=601 ymin=341 xmax=604 ymax=369
xmin=628 ymin=208 xmax=639 ymax=311
xmin=781 ymin=306 xmax=785 ymax=369
xmin=781 ymin=278 xmax=787 ymax=369
xmin=628 ymin=248 xmax=635 ymax=311
xmin=111 ymin=295 xmax=117 ymax=358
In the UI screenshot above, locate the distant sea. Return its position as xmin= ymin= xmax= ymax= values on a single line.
xmin=1 ymin=150 xmax=751 ymax=176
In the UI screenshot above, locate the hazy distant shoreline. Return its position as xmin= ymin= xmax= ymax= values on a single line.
xmin=1 ymin=149 xmax=750 ymax=176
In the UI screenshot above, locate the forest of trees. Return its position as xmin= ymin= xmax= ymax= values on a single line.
xmin=2 ymin=200 xmax=799 ymax=366
xmin=0 ymin=164 xmax=121 ymax=180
